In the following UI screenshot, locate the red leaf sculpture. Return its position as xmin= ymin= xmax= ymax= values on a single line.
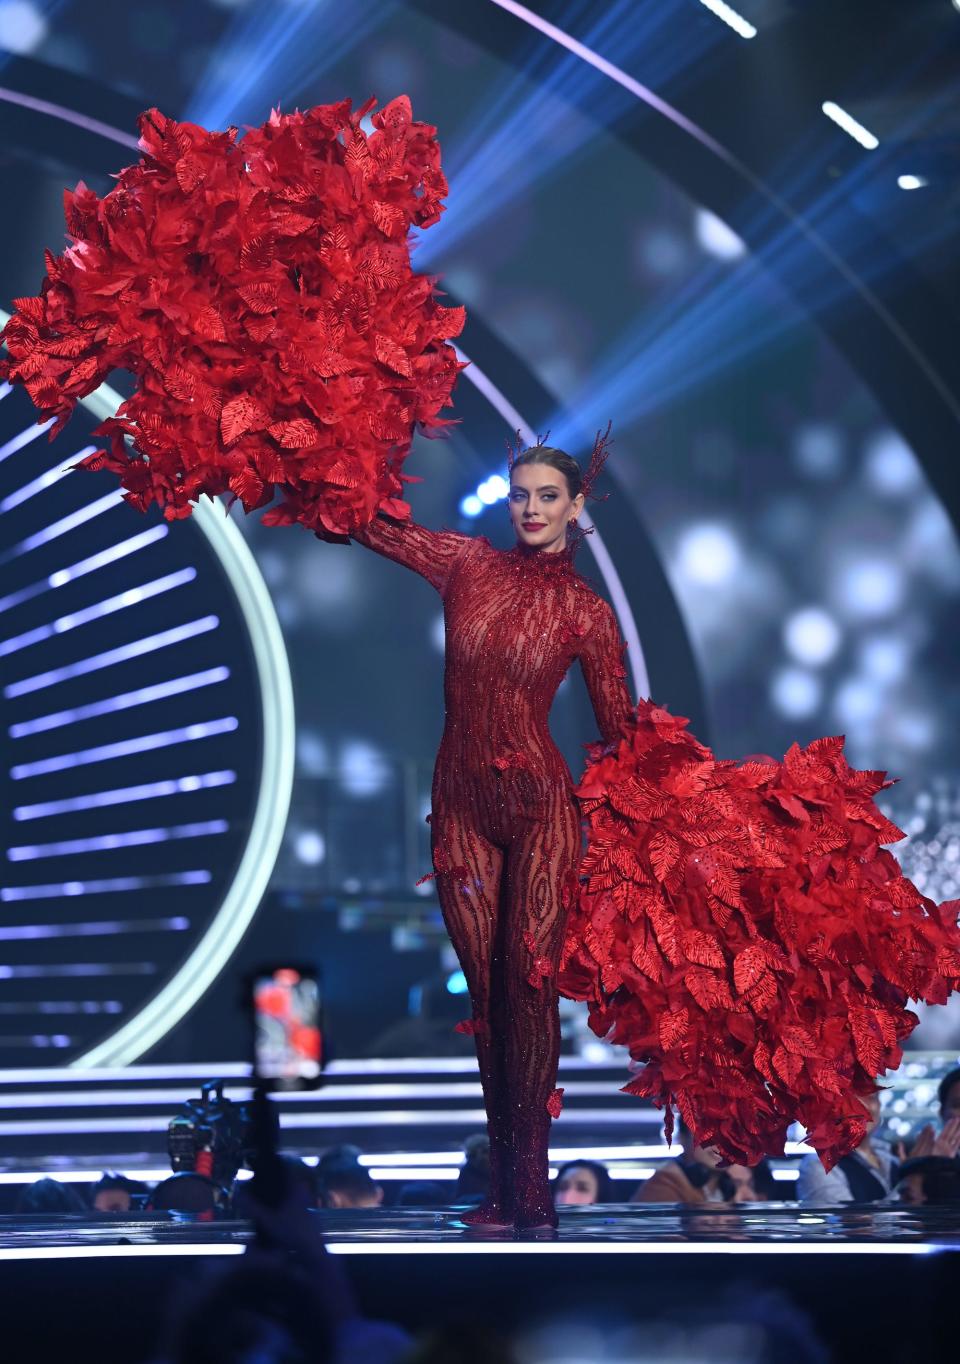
xmin=559 ymin=698 xmax=960 ymax=1171
xmin=0 ymin=96 xmax=466 ymax=537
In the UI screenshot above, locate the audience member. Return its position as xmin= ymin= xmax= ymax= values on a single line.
xmin=232 ymin=1157 xmax=318 ymax=1218
xmin=14 ymin=1177 xmax=87 ymax=1215
xmin=938 ymin=1065 xmax=960 ymax=1123
xmin=92 ymin=1172 xmax=145 ymax=1213
xmin=394 ymin=1180 xmax=449 ymax=1208
xmin=797 ymin=1091 xmax=896 ymax=1203
xmin=159 ymin=1162 xmax=410 ymax=1364
xmin=318 ymin=1165 xmax=384 ymax=1209
xmin=454 ymin=1133 xmax=490 ymax=1202
xmin=149 ymin=1172 xmax=227 ymax=1218
xmin=553 ymin=1159 xmax=614 ymax=1206
xmin=632 ymin=1119 xmax=740 ymax=1204
xmin=894 ymin=1114 xmax=960 ymax=1204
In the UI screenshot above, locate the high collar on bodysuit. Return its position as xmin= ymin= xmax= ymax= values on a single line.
xmin=507 ymin=539 xmax=576 ymax=577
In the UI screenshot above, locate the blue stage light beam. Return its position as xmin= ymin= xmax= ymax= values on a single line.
xmin=185 ymin=0 xmax=391 ymax=129
xmin=462 ymin=3 xmax=960 ymax=448
xmin=415 ymin=0 xmax=724 ymax=267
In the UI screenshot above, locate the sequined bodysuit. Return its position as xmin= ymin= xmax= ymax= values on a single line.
xmin=354 ymin=514 xmax=633 ymax=1226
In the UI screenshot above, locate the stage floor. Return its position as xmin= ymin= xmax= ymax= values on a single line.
xmin=1 ymin=1206 xmax=956 ymax=1362
xmin=1 ymin=1202 xmax=959 ymax=1252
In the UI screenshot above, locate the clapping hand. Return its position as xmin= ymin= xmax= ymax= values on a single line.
xmin=896 ymin=1117 xmax=960 ymax=1163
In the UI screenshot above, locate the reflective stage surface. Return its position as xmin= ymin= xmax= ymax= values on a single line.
xmin=1 ymin=1202 xmax=958 ymax=1251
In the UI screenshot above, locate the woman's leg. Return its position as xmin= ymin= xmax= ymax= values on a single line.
xmin=502 ymin=801 xmax=582 ymax=1229
xmin=431 ymin=812 xmax=512 ymax=1221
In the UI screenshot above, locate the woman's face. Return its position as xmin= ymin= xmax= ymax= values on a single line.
xmin=508 ymin=463 xmax=584 ymax=554
xmin=554 ymin=1164 xmax=599 ymax=1206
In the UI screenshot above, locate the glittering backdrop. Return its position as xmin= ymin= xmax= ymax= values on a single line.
xmin=0 ymin=0 xmax=957 ymax=1061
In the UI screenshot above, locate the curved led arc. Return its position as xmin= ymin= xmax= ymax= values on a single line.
xmin=61 ymin=377 xmax=295 ymax=1066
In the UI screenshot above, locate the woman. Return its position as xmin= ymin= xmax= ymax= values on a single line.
xmin=553 ymin=1160 xmax=616 ymax=1207
xmin=351 ymin=441 xmax=630 ymax=1231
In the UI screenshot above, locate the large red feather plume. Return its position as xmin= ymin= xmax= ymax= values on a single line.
xmin=559 ymin=699 xmax=960 ymax=1170
xmin=0 ymin=95 xmax=466 ymax=539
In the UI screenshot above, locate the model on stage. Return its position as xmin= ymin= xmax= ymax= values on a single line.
xmin=3 ymin=95 xmax=959 ymax=1235
xmin=351 ymin=438 xmax=628 ymax=1230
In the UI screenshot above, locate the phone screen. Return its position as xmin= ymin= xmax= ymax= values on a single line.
xmin=251 ymin=966 xmax=323 ymax=1090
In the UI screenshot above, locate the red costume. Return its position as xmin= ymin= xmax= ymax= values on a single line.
xmin=353 ymin=514 xmax=632 ymax=1226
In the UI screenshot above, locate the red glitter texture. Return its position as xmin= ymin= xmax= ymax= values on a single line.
xmin=0 ymin=96 xmax=465 ymax=537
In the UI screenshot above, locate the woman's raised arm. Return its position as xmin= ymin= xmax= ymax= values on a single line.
xmin=351 ymin=514 xmax=472 ymax=595
xmin=578 ymin=597 xmax=635 ymax=747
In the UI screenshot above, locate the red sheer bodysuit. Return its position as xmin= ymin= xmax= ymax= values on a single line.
xmin=354 ymin=514 xmax=632 ymax=1227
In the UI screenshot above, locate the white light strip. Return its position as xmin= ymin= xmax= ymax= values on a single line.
xmin=367 ymin=1167 xmax=460 ymax=1181
xmin=0 ymin=444 xmax=97 ymax=512
xmin=697 ymin=0 xmax=757 ymax=39
xmin=822 ymin=101 xmax=879 ymax=151
xmin=0 ymin=567 xmax=198 ymax=659
xmin=13 ymin=769 xmax=236 ymax=822
xmin=0 ymin=1245 xmax=245 ymax=1261
xmin=0 ymin=445 xmax=97 ymax=512
xmin=330 ymin=1242 xmax=941 ymax=1256
xmin=0 ymin=915 xmax=190 ymax=938
xmin=10 ymin=666 xmax=230 ymax=738
xmin=4 ymin=615 xmax=220 ymax=699
xmin=1 ymin=873 xmax=209 ymax=902
xmin=0 ymin=963 xmax=155 ymax=980
xmin=0 ymin=1242 xmax=943 ymax=1261
xmin=4 ymin=489 xmax=124 ymax=562
xmin=0 ymin=1056 xmax=652 ymax=1082
xmin=0 ymin=416 xmax=54 ymax=465
xmin=0 ymin=1169 xmax=174 ymax=1185
xmin=0 ymin=526 xmax=169 ymax=618
xmin=11 ymin=716 xmax=239 ymax=779
xmin=0 ymin=1107 xmax=671 ymax=1135
xmin=8 ymin=819 xmax=229 ymax=861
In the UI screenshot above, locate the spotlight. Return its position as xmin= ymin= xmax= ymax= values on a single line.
xmin=445 ymin=970 xmax=468 ymax=995
xmin=769 ymin=667 xmax=822 ymax=720
xmin=897 ymin=174 xmax=927 ymax=190
xmin=822 ymin=102 xmax=879 ymax=151
xmin=835 ymin=557 xmax=904 ymax=619
xmin=461 ymin=475 xmax=510 ymax=518
xmin=477 ymin=475 xmax=509 ymax=505
xmin=0 ymin=1 xmax=48 ymax=54
xmin=293 ymin=831 xmax=325 ymax=867
xmin=674 ymin=523 xmax=742 ymax=586
xmin=694 ymin=208 xmax=747 ymax=261
xmin=782 ymin=607 xmax=841 ymax=667
xmin=697 ymin=0 xmax=757 ymax=40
